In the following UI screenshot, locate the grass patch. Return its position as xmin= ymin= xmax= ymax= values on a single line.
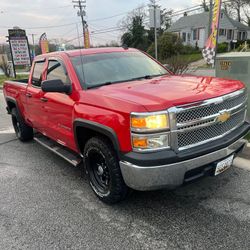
xmin=161 ymin=53 xmax=203 ymax=65
xmin=177 ymin=53 xmax=203 ymax=63
xmin=0 ymin=74 xmax=28 ymax=87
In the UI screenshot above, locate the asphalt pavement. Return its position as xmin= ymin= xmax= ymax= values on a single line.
xmin=1 ymin=90 xmax=250 ymax=250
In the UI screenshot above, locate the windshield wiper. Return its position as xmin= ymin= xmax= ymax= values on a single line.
xmin=88 ymin=81 xmax=120 ymax=89
xmin=130 ymin=74 xmax=168 ymax=81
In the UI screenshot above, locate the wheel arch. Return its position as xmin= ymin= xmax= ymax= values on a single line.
xmin=5 ymin=97 xmax=18 ymax=114
xmin=73 ymin=119 xmax=121 ymax=156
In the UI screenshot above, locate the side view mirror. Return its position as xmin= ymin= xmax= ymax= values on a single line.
xmin=41 ymin=79 xmax=72 ymax=94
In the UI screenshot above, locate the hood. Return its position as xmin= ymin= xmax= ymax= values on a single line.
xmin=88 ymin=75 xmax=245 ymax=112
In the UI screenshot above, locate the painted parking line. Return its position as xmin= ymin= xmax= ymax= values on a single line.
xmin=234 ymin=157 xmax=250 ymax=171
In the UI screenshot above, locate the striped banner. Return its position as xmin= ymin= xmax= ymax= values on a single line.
xmin=202 ymin=0 xmax=222 ymax=65
xmin=84 ymin=28 xmax=90 ymax=49
xmin=39 ymin=33 xmax=49 ymax=54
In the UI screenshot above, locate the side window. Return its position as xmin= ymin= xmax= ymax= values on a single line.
xmin=47 ymin=60 xmax=70 ymax=85
xmin=32 ymin=61 xmax=45 ymax=87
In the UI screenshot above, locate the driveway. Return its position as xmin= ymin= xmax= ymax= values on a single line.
xmin=0 ymin=90 xmax=250 ymax=249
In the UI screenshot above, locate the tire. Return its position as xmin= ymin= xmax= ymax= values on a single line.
xmin=83 ymin=136 xmax=129 ymax=204
xmin=11 ymin=108 xmax=33 ymax=142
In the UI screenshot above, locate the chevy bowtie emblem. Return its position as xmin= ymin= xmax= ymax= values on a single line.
xmin=216 ymin=111 xmax=231 ymax=124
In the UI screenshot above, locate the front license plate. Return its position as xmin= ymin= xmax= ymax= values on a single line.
xmin=215 ymin=155 xmax=234 ymax=176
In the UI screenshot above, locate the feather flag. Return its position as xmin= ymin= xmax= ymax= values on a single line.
xmin=84 ymin=28 xmax=90 ymax=49
xmin=202 ymin=0 xmax=222 ymax=65
xmin=39 ymin=33 xmax=49 ymax=54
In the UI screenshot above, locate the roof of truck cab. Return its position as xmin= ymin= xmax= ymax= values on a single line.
xmin=34 ymin=48 xmax=139 ymax=61
xmin=66 ymin=47 xmax=139 ymax=57
xmin=35 ymin=48 xmax=138 ymax=60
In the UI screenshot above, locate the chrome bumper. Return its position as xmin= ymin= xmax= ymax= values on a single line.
xmin=120 ymin=138 xmax=247 ymax=191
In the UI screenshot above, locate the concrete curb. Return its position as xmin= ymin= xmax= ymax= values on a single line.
xmin=234 ymin=157 xmax=250 ymax=170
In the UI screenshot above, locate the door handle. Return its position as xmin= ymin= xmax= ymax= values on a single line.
xmin=40 ymin=97 xmax=48 ymax=102
xmin=26 ymin=93 xmax=32 ymax=98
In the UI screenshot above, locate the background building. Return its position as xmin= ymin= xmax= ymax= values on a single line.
xmin=168 ymin=10 xmax=250 ymax=49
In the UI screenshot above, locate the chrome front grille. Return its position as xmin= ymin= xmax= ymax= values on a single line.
xmin=176 ymin=91 xmax=247 ymax=124
xmin=169 ymin=89 xmax=247 ymax=151
xmin=177 ymin=109 xmax=246 ymax=148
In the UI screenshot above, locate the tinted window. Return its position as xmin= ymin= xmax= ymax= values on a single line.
xmin=32 ymin=61 xmax=45 ymax=87
xmin=71 ymin=52 xmax=169 ymax=89
xmin=47 ymin=60 xmax=70 ymax=85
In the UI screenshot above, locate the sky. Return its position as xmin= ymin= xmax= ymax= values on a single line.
xmin=0 ymin=0 xmax=201 ymax=46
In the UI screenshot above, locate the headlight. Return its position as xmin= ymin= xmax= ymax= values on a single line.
xmin=131 ymin=113 xmax=169 ymax=132
xmin=132 ymin=133 xmax=170 ymax=151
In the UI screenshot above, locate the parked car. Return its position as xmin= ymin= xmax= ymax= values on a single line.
xmin=3 ymin=47 xmax=250 ymax=203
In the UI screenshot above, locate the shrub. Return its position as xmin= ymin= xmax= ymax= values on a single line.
xmin=217 ymin=43 xmax=228 ymax=53
xmin=147 ymin=32 xmax=184 ymax=60
xmin=165 ymin=55 xmax=192 ymax=74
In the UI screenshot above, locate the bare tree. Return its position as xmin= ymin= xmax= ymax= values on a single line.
xmin=224 ymin=0 xmax=250 ymax=22
xmin=0 ymin=55 xmax=10 ymax=77
xmin=201 ymin=0 xmax=209 ymax=12
xmin=119 ymin=5 xmax=148 ymax=31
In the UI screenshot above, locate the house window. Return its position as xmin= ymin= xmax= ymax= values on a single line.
xmin=221 ymin=13 xmax=224 ymax=19
xmin=182 ymin=32 xmax=187 ymax=42
xmin=242 ymin=31 xmax=247 ymax=40
xmin=219 ymin=29 xmax=226 ymax=36
xmin=187 ymin=33 xmax=191 ymax=42
xmin=238 ymin=32 xmax=242 ymax=40
xmin=227 ymin=29 xmax=233 ymax=40
xmin=193 ymin=29 xmax=199 ymax=40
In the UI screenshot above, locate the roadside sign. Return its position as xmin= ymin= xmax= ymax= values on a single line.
xmin=10 ymin=38 xmax=31 ymax=66
xmin=8 ymin=29 xmax=31 ymax=67
xmin=149 ymin=7 xmax=161 ymax=29
xmin=7 ymin=28 xmax=31 ymax=78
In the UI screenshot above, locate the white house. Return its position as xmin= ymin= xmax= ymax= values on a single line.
xmin=168 ymin=10 xmax=250 ymax=48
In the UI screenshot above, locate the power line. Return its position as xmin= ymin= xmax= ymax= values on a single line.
xmin=0 ymin=4 xmax=72 ymax=13
xmin=0 ymin=22 xmax=80 ymax=30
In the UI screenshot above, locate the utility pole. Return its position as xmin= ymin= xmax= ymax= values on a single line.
xmin=208 ymin=0 xmax=213 ymax=39
xmin=72 ymin=0 xmax=87 ymax=47
xmin=29 ymin=33 xmax=36 ymax=59
xmin=149 ymin=0 xmax=160 ymax=60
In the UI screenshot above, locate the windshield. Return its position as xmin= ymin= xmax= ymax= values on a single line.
xmin=71 ymin=51 xmax=169 ymax=89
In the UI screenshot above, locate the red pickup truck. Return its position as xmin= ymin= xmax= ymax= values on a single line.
xmin=3 ymin=47 xmax=250 ymax=203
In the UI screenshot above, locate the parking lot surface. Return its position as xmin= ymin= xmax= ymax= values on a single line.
xmin=1 ymin=90 xmax=250 ymax=250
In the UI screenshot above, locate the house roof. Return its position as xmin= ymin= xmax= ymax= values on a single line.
xmin=229 ymin=18 xmax=250 ymax=30
xmin=168 ymin=10 xmax=250 ymax=32
xmin=168 ymin=12 xmax=209 ymax=31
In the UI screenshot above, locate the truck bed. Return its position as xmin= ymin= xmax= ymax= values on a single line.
xmin=3 ymin=79 xmax=29 ymax=116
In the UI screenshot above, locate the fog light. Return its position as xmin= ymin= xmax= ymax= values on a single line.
xmin=132 ymin=133 xmax=170 ymax=151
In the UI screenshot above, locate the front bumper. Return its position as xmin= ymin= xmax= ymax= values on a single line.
xmin=120 ymin=137 xmax=248 ymax=191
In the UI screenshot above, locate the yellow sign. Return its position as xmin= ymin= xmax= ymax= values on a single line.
xmin=220 ymin=61 xmax=232 ymax=70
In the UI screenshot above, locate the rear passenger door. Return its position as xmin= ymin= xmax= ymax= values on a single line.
xmin=26 ymin=59 xmax=47 ymax=131
xmin=41 ymin=59 xmax=76 ymax=150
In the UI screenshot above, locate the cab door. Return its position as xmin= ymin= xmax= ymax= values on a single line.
xmin=26 ymin=59 xmax=47 ymax=132
xmin=41 ymin=58 xmax=76 ymax=150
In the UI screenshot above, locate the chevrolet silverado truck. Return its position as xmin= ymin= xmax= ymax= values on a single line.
xmin=3 ymin=47 xmax=250 ymax=204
